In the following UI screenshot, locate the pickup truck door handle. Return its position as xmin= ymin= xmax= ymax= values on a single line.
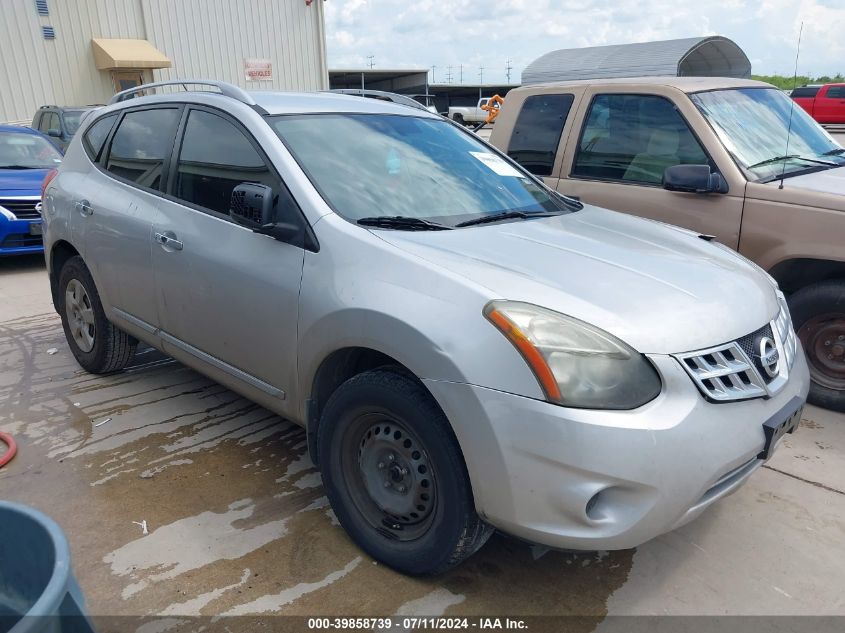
xmin=154 ymin=231 xmax=183 ymax=251
xmin=74 ymin=199 xmax=93 ymax=217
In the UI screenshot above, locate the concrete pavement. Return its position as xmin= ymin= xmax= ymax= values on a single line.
xmin=1 ymin=254 xmax=843 ymax=620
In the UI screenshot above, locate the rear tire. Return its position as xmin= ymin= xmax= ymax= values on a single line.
xmin=788 ymin=280 xmax=845 ymax=413
xmin=318 ymin=369 xmax=491 ymax=575
xmin=58 ymin=256 xmax=136 ymax=374
xmin=453 ymin=113 xmax=465 ymax=125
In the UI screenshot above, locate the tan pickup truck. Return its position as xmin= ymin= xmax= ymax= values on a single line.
xmin=488 ymin=77 xmax=845 ymax=411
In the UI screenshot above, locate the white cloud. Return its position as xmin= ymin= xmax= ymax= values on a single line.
xmin=324 ymin=0 xmax=845 ymax=82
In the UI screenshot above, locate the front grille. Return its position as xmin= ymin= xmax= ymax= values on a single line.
xmin=675 ymin=297 xmax=798 ymax=403
xmin=0 ymin=198 xmax=41 ymax=219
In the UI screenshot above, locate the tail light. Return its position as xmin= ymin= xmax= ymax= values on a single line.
xmin=41 ymin=168 xmax=58 ymax=200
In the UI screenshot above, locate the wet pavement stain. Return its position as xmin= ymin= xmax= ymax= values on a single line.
xmin=0 ymin=311 xmax=633 ymax=620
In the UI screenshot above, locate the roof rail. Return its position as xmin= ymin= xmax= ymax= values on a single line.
xmin=108 ymin=79 xmax=257 ymax=106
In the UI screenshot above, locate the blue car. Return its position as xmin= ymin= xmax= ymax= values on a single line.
xmin=0 ymin=125 xmax=63 ymax=255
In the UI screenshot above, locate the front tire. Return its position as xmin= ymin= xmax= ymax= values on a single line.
xmin=789 ymin=280 xmax=845 ymax=412
xmin=318 ymin=369 xmax=491 ymax=575
xmin=58 ymin=256 xmax=136 ymax=374
xmin=453 ymin=113 xmax=465 ymax=125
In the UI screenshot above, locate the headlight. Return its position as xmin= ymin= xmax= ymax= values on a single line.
xmin=484 ymin=301 xmax=661 ymax=409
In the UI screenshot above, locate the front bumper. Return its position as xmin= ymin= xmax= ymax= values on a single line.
xmin=424 ymin=349 xmax=810 ymax=551
xmin=0 ymin=217 xmax=43 ymax=255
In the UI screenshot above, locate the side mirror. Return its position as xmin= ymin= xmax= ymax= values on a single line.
xmin=230 ymin=182 xmax=275 ymax=229
xmin=230 ymin=182 xmax=303 ymax=243
xmin=663 ymin=165 xmax=728 ymax=194
xmin=47 ymin=128 xmax=61 ymax=138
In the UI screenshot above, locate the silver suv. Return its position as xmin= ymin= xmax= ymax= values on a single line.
xmin=42 ymin=80 xmax=809 ymax=575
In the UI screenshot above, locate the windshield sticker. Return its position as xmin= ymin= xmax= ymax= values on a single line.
xmin=469 ymin=151 xmax=523 ymax=177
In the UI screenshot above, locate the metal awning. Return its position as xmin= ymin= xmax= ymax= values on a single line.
xmin=523 ymin=36 xmax=751 ymax=84
xmin=91 ymin=38 xmax=171 ymax=70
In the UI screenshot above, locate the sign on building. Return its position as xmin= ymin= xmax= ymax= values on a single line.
xmin=244 ymin=58 xmax=272 ymax=81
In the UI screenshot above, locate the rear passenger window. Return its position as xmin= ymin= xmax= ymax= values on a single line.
xmin=106 ymin=108 xmax=180 ymax=189
xmin=173 ymin=110 xmax=282 ymax=217
xmin=83 ymin=114 xmax=117 ymax=162
xmin=572 ymin=94 xmax=709 ymax=185
xmin=507 ymin=94 xmax=574 ymax=176
xmin=791 ymin=86 xmax=820 ymax=98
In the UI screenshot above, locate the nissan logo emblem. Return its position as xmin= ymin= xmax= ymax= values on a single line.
xmin=758 ymin=336 xmax=780 ymax=378
xmin=35 ymin=202 xmax=43 ymax=214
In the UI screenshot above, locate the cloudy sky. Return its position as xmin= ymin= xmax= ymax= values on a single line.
xmin=325 ymin=0 xmax=845 ymax=84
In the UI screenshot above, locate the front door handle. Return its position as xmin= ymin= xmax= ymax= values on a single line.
xmin=74 ymin=199 xmax=93 ymax=217
xmin=154 ymin=231 xmax=183 ymax=251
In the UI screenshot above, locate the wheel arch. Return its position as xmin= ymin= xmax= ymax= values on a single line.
xmin=305 ymin=346 xmax=430 ymax=466
xmin=48 ymin=240 xmax=81 ymax=312
xmin=768 ymin=257 xmax=845 ymax=294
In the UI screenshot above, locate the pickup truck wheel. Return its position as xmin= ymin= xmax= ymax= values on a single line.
xmin=318 ymin=369 xmax=492 ymax=575
xmin=789 ymin=280 xmax=845 ymax=413
xmin=453 ymin=113 xmax=465 ymax=125
xmin=58 ymin=256 xmax=136 ymax=374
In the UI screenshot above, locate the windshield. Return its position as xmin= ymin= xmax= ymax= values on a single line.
xmin=62 ymin=110 xmax=86 ymax=135
xmin=0 ymin=131 xmax=63 ymax=169
xmin=268 ymin=114 xmax=571 ymax=226
xmin=691 ymin=87 xmax=845 ymax=182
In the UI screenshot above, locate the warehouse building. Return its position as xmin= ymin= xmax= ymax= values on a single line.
xmin=328 ymin=69 xmax=519 ymax=114
xmin=523 ymin=36 xmax=751 ymax=84
xmin=0 ymin=0 xmax=328 ymax=124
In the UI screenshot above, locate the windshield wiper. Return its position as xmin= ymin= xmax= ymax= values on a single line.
xmin=822 ymin=148 xmax=845 ymax=156
xmin=357 ymin=216 xmax=452 ymax=231
xmin=748 ymin=154 xmax=837 ymax=169
xmin=455 ymin=210 xmax=561 ymax=228
xmin=0 ymin=165 xmax=38 ymax=170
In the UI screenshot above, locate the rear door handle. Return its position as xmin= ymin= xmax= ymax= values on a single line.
xmin=74 ymin=199 xmax=93 ymax=217
xmin=154 ymin=231 xmax=183 ymax=251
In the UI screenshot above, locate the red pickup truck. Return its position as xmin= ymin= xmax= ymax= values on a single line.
xmin=791 ymin=83 xmax=845 ymax=123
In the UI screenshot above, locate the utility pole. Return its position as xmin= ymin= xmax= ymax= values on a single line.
xmin=446 ymin=65 xmax=453 ymax=84
xmin=431 ymin=65 xmax=436 ymax=84
xmin=506 ymin=58 xmax=513 ymax=83
xmin=478 ymin=65 xmax=484 ymax=85
xmin=366 ymin=55 xmax=375 ymax=69
xmin=459 ymin=64 xmax=463 ymax=84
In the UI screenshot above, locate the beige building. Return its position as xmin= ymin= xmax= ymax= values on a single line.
xmin=0 ymin=0 xmax=328 ymax=124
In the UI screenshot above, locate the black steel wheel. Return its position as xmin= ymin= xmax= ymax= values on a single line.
xmin=789 ymin=280 xmax=845 ymax=413
xmin=318 ymin=368 xmax=491 ymax=575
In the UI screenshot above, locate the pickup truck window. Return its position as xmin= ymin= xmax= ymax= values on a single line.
xmin=825 ymin=86 xmax=845 ymax=99
xmin=691 ymin=87 xmax=844 ymax=182
xmin=507 ymin=94 xmax=574 ymax=177
xmin=791 ymin=86 xmax=820 ymax=98
xmin=572 ymin=94 xmax=708 ymax=185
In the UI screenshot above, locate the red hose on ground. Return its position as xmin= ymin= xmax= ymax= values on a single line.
xmin=0 ymin=432 xmax=17 ymax=468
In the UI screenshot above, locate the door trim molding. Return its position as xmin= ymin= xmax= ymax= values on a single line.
xmin=112 ymin=308 xmax=286 ymax=399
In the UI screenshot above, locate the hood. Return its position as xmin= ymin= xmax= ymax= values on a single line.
xmin=0 ymin=168 xmax=52 ymax=196
xmin=376 ymin=206 xmax=779 ymax=355
xmin=776 ymin=165 xmax=845 ymax=197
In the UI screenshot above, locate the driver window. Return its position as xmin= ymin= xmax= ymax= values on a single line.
xmin=174 ymin=110 xmax=295 ymax=223
xmin=572 ymin=94 xmax=709 ymax=185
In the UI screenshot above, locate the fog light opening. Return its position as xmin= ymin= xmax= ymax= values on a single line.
xmin=586 ymin=490 xmax=604 ymax=521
